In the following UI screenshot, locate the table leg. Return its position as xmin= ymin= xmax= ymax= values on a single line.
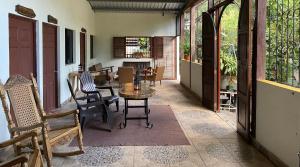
xmin=145 ymin=98 xmax=153 ymax=128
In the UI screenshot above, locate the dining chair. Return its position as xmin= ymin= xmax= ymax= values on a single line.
xmin=117 ymin=67 xmax=134 ymax=86
xmin=145 ymin=66 xmax=165 ymax=86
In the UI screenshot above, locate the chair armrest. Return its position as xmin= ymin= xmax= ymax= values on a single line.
xmin=102 ymin=66 xmax=114 ymax=72
xmin=44 ymin=109 xmax=79 ymax=120
xmin=0 ymin=131 xmax=38 ymax=148
xmin=11 ymin=123 xmax=45 ymax=133
xmin=96 ymin=86 xmax=115 ymax=96
xmin=0 ymin=154 xmax=29 ymax=167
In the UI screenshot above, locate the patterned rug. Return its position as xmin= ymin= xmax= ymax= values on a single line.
xmin=70 ymin=105 xmax=189 ymax=146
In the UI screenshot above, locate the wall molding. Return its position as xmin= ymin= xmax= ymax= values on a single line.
xmin=48 ymin=15 xmax=58 ymax=24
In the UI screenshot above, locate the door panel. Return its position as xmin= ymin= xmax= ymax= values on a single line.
xmin=202 ymin=12 xmax=217 ymax=111
xmin=80 ymin=33 xmax=86 ymax=70
xmin=43 ymin=23 xmax=58 ymax=112
xmin=237 ymin=0 xmax=252 ymax=140
xmin=9 ymin=14 xmax=36 ymax=78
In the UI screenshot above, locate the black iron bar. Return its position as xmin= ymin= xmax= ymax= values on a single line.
xmin=286 ymin=0 xmax=290 ymax=83
xmin=292 ymin=0 xmax=295 ymax=86
xmin=275 ymin=0 xmax=279 ymax=81
xmin=280 ymin=0 xmax=284 ymax=82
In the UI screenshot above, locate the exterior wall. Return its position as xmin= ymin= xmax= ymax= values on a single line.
xmin=93 ymin=12 xmax=177 ymax=68
xmin=0 ymin=0 xmax=96 ymax=142
xmin=256 ymin=80 xmax=300 ymax=167
xmin=180 ymin=60 xmax=202 ymax=99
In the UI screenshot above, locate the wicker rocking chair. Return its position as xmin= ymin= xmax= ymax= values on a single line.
xmin=0 ymin=74 xmax=84 ymax=167
xmin=0 ymin=131 xmax=43 ymax=167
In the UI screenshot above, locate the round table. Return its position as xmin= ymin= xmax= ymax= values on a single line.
xmin=119 ymin=84 xmax=155 ymax=128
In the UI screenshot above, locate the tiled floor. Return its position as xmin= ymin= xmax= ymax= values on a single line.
xmin=1 ymin=80 xmax=275 ymax=167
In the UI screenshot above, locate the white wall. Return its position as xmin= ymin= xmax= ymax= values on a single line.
xmin=93 ymin=12 xmax=177 ymax=69
xmin=256 ymin=80 xmax=300 ymax=167
xmin=180 ymin=60 xmax=202 ymax=99
xmin=0 ymin=0 xmax=96 ymax=142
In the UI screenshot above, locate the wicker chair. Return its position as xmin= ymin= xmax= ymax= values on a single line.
xmin=117 ymin=67 xmax=134 ymax=86
xmin=0 ymin=74 xmax=84 ymax=167
xmin=145 ymin=66 xmax=165 ymax=86
xmin=0 ymin=131 xmax=43 ymax=167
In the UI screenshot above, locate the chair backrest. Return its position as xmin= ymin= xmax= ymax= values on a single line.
xmin=80 ymin=71 xmax=97 ymax=92
xmin=0 ymin=74 xmax=44 ymax=133
xmin=66 ymin=79 xmax=82 ymax=107
xmin=94 ymin=63 xmax=103 ymax=71
xmin=154 ymin=66 xmax=165 ymax=81
xmin=118 ymin=67 xmax=134 ymax=84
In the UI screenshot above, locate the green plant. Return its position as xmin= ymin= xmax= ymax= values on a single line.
xmin=220 ymin=52 xmax=237 ymax=77
xmin=138 ymin=38 xmax=148 ymax=50
xmin=181 ymin=42 xmax=190 ymax=56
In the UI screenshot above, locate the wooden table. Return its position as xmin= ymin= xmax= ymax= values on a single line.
xmin=68 ymin=71 xmax=101 ymax=101
xmin=118 ymin=83 xmax=155 ymax=128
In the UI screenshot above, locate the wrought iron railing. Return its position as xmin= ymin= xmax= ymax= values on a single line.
xmin=266 ymin=0 xmax=300 ymax=87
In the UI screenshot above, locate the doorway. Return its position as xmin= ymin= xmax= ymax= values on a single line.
xmin=202 ymin=0 xmax=254 ymax=140
xmin=43 ymin=23 xmax=58 ymax=112
xmin=217 ymin=2 xmax=240 ymax=129
xmin=9 ymin=14 xmax=36 ymax=78
xmin=80 ymin=32 xmax=86 ymax=70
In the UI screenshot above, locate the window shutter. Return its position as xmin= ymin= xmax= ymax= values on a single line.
xmin=113 ymin=37 xmax=126 ymax=58
xmin=152 ymin=37 xmax=163 ymax=59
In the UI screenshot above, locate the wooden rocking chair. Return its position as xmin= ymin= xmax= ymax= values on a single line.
xmin=0 ymin=74 xmax=84 ymax=167
xmin=0 ymin=131 xmax=43 ymax=167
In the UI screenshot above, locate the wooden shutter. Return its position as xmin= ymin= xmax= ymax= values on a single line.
xmin=152 ymin=37 xmax=163 ymax=59
xmin=202 ymin=12 xmax=217 ymax=111
xmin=113 ymin=37 xmax=126 ymax=58
xmin=237 ymin=0 xmax=252 ymax=140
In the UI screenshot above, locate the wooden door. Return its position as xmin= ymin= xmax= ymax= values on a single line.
xmin=80 ymin=33 xmax=86 ymax=70
xmin=9 ymin=14 xmax=36 ymax=78
xmin=43 ymin=23 xmax=58 ymax=112
xmin=202 ymin=12 xmax=217 ymax=111
xmin=237 ymin=0 xmax=252 ymax=140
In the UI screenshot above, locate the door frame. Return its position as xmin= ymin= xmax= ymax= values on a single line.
xmin=42 ymin=22 xmax=59 ymax=111
xmin=80 ymin=32 xmax=86 ymax=70
xmin=9 ymin=14 xmax=37 ymax=77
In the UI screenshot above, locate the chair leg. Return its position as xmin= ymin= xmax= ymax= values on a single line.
xmin=104 ymin=105 xmax=112 ymax=132
xmin=116 ymin=101 xmax=119 ymax=112
xmin=160 ymin=80 xmax=162 ymax=85
xmin=41 ymin=128 xmax=52 ymax=167
xmin=77 ymin=128 xmax=84 ymax=152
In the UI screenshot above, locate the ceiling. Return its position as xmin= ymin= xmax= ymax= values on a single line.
xmin=87 ymin=0 xmax=188 ymax=13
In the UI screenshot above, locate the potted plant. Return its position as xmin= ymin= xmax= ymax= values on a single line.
xmin=181 ymin=42 xmax=190 ymax=60
xmin=220 ymin=52 xmax=237 ymax=91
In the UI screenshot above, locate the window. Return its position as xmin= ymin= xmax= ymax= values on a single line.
xmin=182 ymin=11 xmax=191 ymax=60
xmin=125 ymin=37 xmax=151 ymax=58
xmin=65 ymin=29 xmax=74 ymax=64
xmin=195 ymin=1 xmax=208 ymax=62
xmin=266 ymin=0 xmax=300 ymax=87
xmin=90 ymin=35 xmax=94 ymax=59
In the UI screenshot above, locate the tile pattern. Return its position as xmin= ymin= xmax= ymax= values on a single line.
xmin=143 ymin=146 xmax=189 ymax=164
xmin=77 ymin=146 xmax=124 ymax=166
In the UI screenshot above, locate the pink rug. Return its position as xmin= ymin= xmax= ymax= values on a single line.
xmin=70 ymin=105 xmax=190 ymax=146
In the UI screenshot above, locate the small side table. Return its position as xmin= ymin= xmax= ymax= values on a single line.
xmin=119 ymin=84 xmax=155 ymax=128
xmin=220 ymin=90 xmax=237 ymax=111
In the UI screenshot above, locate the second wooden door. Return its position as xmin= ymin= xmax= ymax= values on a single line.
xmin=43 ymin=23 xmax=58 ymax=112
